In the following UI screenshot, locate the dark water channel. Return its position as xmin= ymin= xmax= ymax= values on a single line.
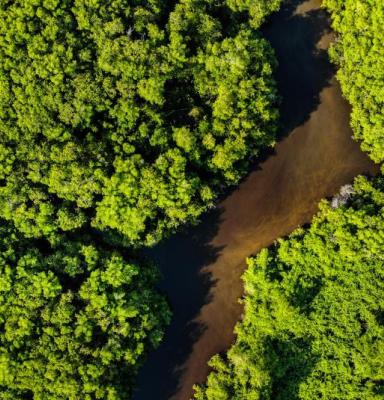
xmin=133 ymin=1 xmax=378 ymax=399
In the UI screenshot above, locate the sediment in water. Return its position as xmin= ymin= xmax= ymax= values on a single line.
xmin=133 ymin=1 xmax=378 ymax=399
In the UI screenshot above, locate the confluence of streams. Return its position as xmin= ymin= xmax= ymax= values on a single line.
xmin=134 ymin=1 xmax=379 ymax=399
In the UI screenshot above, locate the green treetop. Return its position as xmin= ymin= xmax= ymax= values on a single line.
xmin=0 ymin=223 xmax=171 ymax=399
xmin=324 ymin=0 xmax=384 ymax=163
xmin=0 ymin=0 xmax=280 ymax=245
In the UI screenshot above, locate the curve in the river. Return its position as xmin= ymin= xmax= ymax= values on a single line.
xmin=133 ymin=1 xmax=379 ymax=399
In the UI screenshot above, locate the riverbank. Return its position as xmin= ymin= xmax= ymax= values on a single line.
xmin=133 ymin=1 xmax=378 ymax=399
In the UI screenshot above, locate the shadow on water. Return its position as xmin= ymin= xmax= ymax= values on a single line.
xmin=134 ymin=1 xmax=341 ymax=399
xmin=133 ymin=208 xmax=225 ymax=400
xmin=225 ymin=0 xmax=335 ymax=190
xmin=262 ymin=0 xmax=334 ymax=138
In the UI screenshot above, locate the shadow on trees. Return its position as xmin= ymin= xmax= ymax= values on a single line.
xmin=133 ymin=207 xmax=224 ymax=400
xmin=267 ymin=337 xmax=319 ymax=399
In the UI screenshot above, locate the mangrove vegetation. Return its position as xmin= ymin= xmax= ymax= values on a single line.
xmin=0 ymin=0 xmax=281 ymax=398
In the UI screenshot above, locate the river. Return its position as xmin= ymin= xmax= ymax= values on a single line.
xmin=133 ymin=1 xmax=378 ymax=399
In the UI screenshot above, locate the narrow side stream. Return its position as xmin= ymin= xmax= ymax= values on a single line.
xmin=134 ymin=1 xmax=378 ymax=399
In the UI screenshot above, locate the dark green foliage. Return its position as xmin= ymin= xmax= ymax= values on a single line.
xmin=324 ymin=0 xmax=384 ymax=163
xmin=0 ymin=223 xmax=171 ymax=399
xmin=0 ymin=0 xmax=279 ymax=245
xmin=195 ymin=176 xmax=384 ymax=399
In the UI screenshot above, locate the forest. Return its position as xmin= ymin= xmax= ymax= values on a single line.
xmin=0 ymin=0 xmax=281 ymax=398
xmin=0 ymin=0 xmax=279 ymax=246
xmin=195 ymin=0 xmax=384 ymax=399
xmin=0 ymin=0 xmax=383 ymax=399
xmin=0 ymin=225 xmax=171 ymax=399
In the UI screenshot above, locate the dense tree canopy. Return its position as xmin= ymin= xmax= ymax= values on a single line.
xmin=324 ymin=0 xmax=384 ymax=163
xmin=0 ymin=223 xmax=171 ymax=399
xmin=0 ymin=0 xmax=279 ymax=245
xmin=195 ymin=175 xmax=384 ymax=399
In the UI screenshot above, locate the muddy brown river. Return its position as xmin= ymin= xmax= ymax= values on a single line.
xmin=133 ymin=1 xmax=378 ymax=399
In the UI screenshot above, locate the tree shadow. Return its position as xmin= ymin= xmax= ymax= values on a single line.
xmin=267 ymin=336 xmax=319 ymax=399
xmin=261 ymin=0 xmax=334 ymax=140
xmin=133 ymin=207 xmax=225 ymax=400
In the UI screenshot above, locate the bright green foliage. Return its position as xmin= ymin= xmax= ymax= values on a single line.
xmin=0 ymin=0 xmax=279 ymax=245
xmin=195 ymin=175 xmax=384 ymax=399
xmin=226 ymin=0 xmax=281 ymax=27
xmin=0 ymin=223 xmax=171 ymax=399
xmin=324 ymin=0 xmax=384 ymax=163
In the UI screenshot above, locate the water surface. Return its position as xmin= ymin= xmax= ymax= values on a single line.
xmin=134 ymin=1 xmax=378 ymax=399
